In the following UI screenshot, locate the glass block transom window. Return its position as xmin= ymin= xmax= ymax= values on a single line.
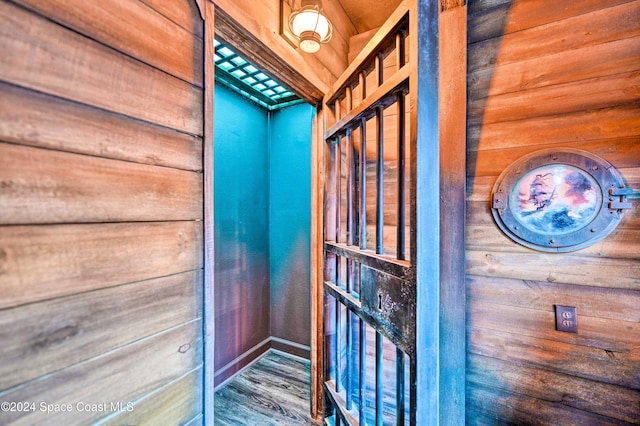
xmin=214 ymin=39 xmax=301 ymax=110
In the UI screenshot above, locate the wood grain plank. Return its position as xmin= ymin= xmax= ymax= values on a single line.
xmin=0 ymin=82 xmax=202 ymax=171
xmin=467 ymin=275 xmax=640 ymax=323
xmin=467 ymin=138 xmax=640 ymax=177
xmin=467 ymin=225 xmax=640 ymax=260
xmin=468 ymin=1 xmax=640 ymax=73
xmin=468 ymin=0 xmax=634 ymax=43
xmin=13 ymin=0 xmax=203 ymax=85
xmin=0 ymin=270 xmax=201 ymax=391
xmin=103 ymin=367 xmax=203 ymax=426
xmin=139 ymin=0 xmax=204 ymax=38
xmin=468 ymin=301 xmax=640 ymax=353
xmin=0 ymin=1 xmax=203 ymax=135
xmin=469 ymin=71 xmax=640 ymax=126
xmin=467 ymin=353 xmax=640 ymax=424
xmin=0 ymin=143 xmax=203 ymax=224
xmin=467 ymin=381 xmax=635 ymax=425
xmin=466 ymin=249 xmax=640 ymax=290
xmin=467 ymin=104 xmax=640 ymax=152
xmin=469 ymin=35 xmax=640 ymax=99
xmin=0 ymin=221 xmax=203 ymax=309
xmin=0 ymin=320 xmax=202 ymax=425
xmin=468 ymin=327 xmax=640 ymax=390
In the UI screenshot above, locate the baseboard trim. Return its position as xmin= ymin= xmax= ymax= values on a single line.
xmin=270 ymin=336 xmax=311 ymax=360
xmin=214 ymin=337 xmax=310 ymax=390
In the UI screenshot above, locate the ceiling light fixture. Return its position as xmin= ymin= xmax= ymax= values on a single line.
xmin=288 ymin=0 xmax=333 ymax=53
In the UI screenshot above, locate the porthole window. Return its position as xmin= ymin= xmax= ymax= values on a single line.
xmin=491 ymin=149 xmax=634 ymax=252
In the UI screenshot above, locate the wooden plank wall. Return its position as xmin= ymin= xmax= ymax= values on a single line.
xmin=466 ymin=0 xmax=640 ymax=424
xmin=0 ymin=0 xmax=205 ymax=424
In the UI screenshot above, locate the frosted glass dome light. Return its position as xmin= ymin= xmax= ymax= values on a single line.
xmin=288 ymin=0 xmax=333 ymax=53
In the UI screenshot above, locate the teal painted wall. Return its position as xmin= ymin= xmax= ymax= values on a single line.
xmin=214 ymin=84 xmax=270 ymax=383
xmin=214 ymin=84 xmax=313 ymax=382
xmin=269 ymin=104 xmax=314 ymax=352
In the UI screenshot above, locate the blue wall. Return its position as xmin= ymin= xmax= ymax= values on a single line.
xmin=214 ymin=84 xmax=314 ymax=383
xmin=214 ymin=85 xmax=270 ymax=382
xmin=269 ymin=103 xmax=314 ymax=352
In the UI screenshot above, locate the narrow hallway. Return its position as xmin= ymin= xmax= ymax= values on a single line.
xmin=214 ymin=351 xmax=320 ymax=425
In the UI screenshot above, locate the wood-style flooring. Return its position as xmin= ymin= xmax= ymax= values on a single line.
xmin=214 ymin=351 xmax=322 ymax=426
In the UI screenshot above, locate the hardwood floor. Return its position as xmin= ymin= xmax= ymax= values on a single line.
xmin=214 ymin=351 xmax=322 ymax=425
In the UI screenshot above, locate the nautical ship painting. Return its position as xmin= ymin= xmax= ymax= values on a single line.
xmin=510 ymin=164 xmax=601 ymax=235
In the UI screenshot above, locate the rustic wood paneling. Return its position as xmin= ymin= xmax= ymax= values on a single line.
xmin=468 ymin=1 xmax=640 ymax=73
xmin=0 ymin=271 xmax=201 ymax=391
xmin=467 ymin=383 xmax=634 ymax=425
xmin=0 ymin=82 xmax=203 ymax=171
xmin=104 ymin=368 xmax=203 ymax=426
xmin=0 ymin=0 xmax=206 ymax=423
xmin=468 ymin=35 xmax=640 ymax=99
xmin=466 ymin=250 xmax=640 ymax=290
xmin=140 ymin=0 xmax=204 ymax=38
xmin=469 ymin=71 xmax=640 ymax=126
xmin=468 ymin=104 xmax=640 ymax=151
xmin=0 ymin=1 xmax=203 ymax=135
xmin=0 ymin=143 xmax=203 ymax=224
xmin=0 ymin=320 xmax=202 ymax=425
xmin=466 ymin=0 xmax=640 ymax=423
xmin=13 ymin=0 xmax=203 ymax=85
xmin=468 ymin=138 xmax=640 ymax=177
xmin=468 ymin=0 xmax=634 ymax=43
xmin=469 ymin=327 xmax=640 ymax=390
xmin=467 ymin=354 xmax=640 ymax=424
xmin=0 ymin=221 xmax=203 ymax=309
xmin=467 ymin=275 xmax=640 ymax=323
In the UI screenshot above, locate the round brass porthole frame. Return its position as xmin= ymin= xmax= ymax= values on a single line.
xmin=491 ymin=148 xmax=633 ymax=253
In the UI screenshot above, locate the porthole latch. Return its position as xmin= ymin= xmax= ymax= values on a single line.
xmin=608 ymin=187 xmax=634 ymax=210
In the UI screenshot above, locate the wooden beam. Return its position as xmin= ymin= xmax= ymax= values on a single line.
xmin=438 ymin=3 xmax=467 ymax=424
xmin=309 ymin=107 xmax=324 ymax=418
xmin=203 ymin=2 xmax=215 ymax=425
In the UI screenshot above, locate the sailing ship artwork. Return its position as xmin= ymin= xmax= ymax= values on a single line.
xmin=510 ymin=164 xmax=601 ymax=235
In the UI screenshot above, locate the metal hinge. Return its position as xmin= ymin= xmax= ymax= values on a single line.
xmin=608 ymin=187 xmax=634 ymax=210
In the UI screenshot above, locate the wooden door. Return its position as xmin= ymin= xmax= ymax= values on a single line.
xmin=321 ymin=4 xmax=414 ymax=424
xmin=317 ymin=1 xmax=467 ymax=424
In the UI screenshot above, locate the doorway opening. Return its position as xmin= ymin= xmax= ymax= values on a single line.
xmin=211 ymin=36 xmax=316 ymax=392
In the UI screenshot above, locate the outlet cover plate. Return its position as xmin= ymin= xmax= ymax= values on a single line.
xmin=555 ymin=305 xmax=578 ymax=333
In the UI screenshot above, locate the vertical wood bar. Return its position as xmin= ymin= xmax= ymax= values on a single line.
xmin=375 ymin=331 xmax=383 ymax=426
xmin=336 ymin=302 xmax=342 ymax=393
xmin=396 ymin=90 xmax=406 ymax=260
xmin=347 ymin=131 xmax=355 ymax=248
xmin=335 ymin=99 xmax=341 ymax=122
xmin=346 ymin=309 xmax=353 ymax=410
xmin=396 ymin=31 xmax=406 ymax=70
xmin=203 ymin=4 xmax=215 ymax=425
xmin=375 ymin=106 xmax=384 ymax=255
xmin=335 ymin=137 xmax=342 ymax=288
xmin=396 ymin=347 xmax=405 ymax=426
xmin=375 ymin=53 xmax=384 ymax=86
xmin=346 ymin=86 xmax=353 ymax=112
xmin=335 ymin=137 xmax=341 ymax=245
xmin=359 ymin=118 xmax=367 ymax=251
xmin=359 ymin=318 xmax=367 ymax=426
xmin=359 ymin=71 xmax=366 ymax=101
